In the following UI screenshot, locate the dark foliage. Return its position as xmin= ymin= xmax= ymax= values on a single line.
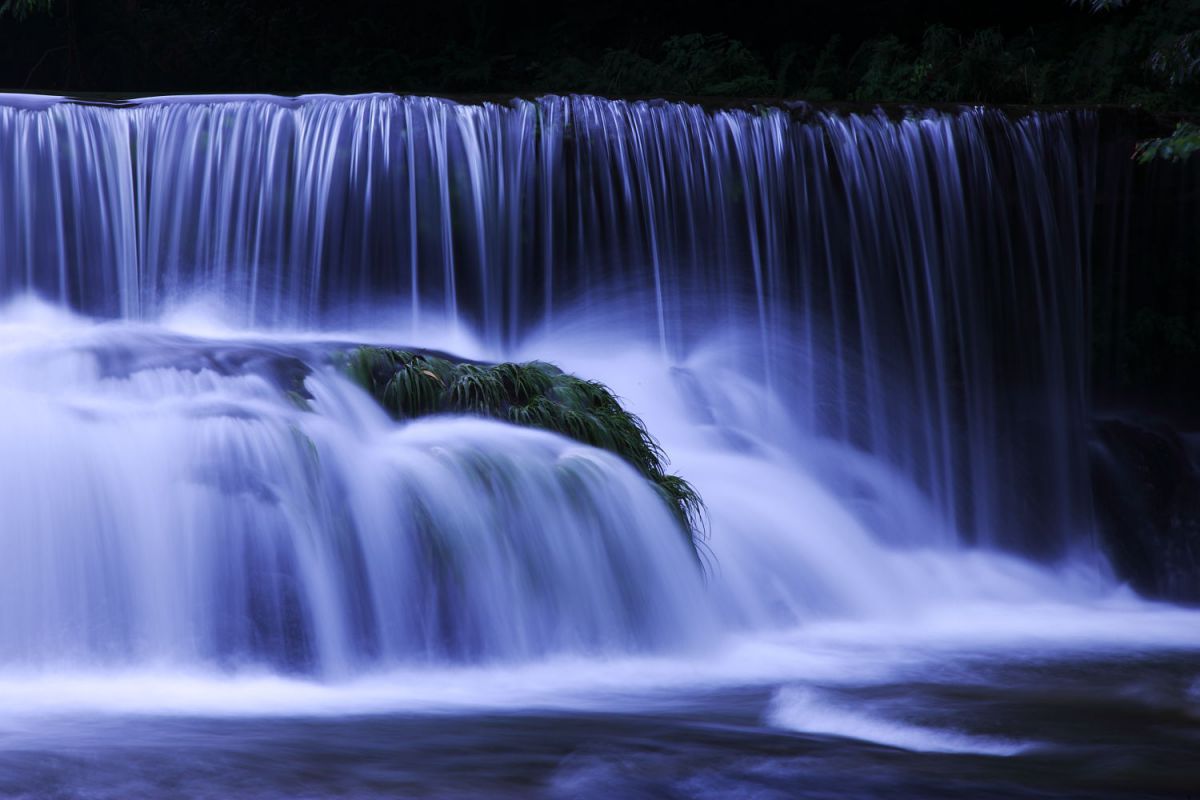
xmin=0 ymin=0 xmax=1197 ymax=112
xmin=1136 ymin=122 xmax=1200 ymax=161
xmin=343 ymin=347 xmax=707 ymax=555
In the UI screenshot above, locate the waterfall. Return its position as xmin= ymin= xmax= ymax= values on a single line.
xmin=0 ymin=92 xmax=1154 ymax=676
xmin=0 ymin=94 xmax=1103 ymax=552
xmin=0 ymin=307 xmax=711 ymax=672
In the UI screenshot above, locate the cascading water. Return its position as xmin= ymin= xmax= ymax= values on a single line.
xmin=0 ymin=93 xmax=1098 ymax=559
xmin=0 ymin=306 xmax=711 ymax=671
xmin=1 ymin=95 xmax=1199 ymax=795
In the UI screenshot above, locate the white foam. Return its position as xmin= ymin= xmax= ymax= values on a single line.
xmin=1 ymin=302 xmax=1199 ymax=724
xmin=766 ymin=687 xmax=1030 ymax=756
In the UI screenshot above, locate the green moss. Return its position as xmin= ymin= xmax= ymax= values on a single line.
xmin=342 ymin=346 xmax=706 ymax=555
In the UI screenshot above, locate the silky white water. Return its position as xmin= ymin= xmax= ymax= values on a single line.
xmin=1 ymin=295 xmax=1197 ymax=752
xmin=0 ymin=93 xmax=1098 ymax=556
xmin=0 ymin=96 xmax=1197 ymax=774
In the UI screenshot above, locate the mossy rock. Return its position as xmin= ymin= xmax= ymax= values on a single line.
xmin=341 ymin=346 xmax=706 ymax=556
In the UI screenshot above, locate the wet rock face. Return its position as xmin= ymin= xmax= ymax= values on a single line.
xmin=1089 ymin=418 xmax=1200 ymax=604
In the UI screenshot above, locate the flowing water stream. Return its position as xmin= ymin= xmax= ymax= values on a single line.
xmin=0 ymin=93 xmax=1196 ymax=798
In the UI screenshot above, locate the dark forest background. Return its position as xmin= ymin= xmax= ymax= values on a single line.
xmin=0 ymin=0 xmax=1196 ymax=109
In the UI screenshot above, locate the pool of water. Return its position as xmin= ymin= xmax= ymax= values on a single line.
xmin=2 ymin=649 xmax=1197 ymax=799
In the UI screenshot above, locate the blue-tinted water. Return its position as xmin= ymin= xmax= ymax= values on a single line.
xmin=0 ymin=94 xmax=1196 ymax=798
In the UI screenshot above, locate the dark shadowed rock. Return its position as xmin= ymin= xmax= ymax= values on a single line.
xmin=1089 ymin=418 xmax=1200 ymax=604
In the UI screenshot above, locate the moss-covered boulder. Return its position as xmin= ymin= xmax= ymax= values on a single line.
xmin=342 ymin=346 xmax=706 ymax=554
